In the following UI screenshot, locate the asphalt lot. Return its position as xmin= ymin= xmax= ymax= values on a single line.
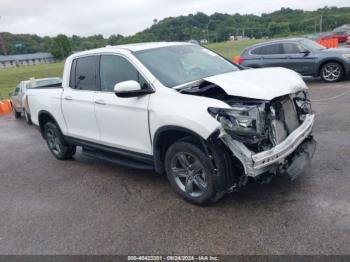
xmin=0 ymin=79 xmax=349 ymax=255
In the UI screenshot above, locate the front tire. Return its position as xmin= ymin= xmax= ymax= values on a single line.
xmin=165 ymin=141 xmax=222 ymax=205
xmin=44 ymin=122 xmax=76 ymax=160
xmin=320 ymin=62 xmax=343 ymax=82
xmin=13 ymin=108 xmax=21 ymax=119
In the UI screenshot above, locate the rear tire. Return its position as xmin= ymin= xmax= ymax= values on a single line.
xmin=164 ymin=141 xmax=222 ymax=205
xmin=13 ymin=108 xmax=21 ymax=119
xmin=320 ymin=62 xmax=343 ymax=82
xmin=24 ymin=111 xmax=33 ymax=125
xmin=44 ymin=122 xmax=76 ymax=160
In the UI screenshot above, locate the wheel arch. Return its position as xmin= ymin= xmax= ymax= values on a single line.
xmin=317 ymin=59 xmax=346 ymax=77
xmin=153 ymin=126 xmax=210 ymax=174
xmin=38 ymin=110 xmax=62 ymax=139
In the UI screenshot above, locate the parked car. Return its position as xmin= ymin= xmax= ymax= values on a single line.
xmin=306 ymin=32 xmax=332 ymax=41
xmin=346 ymin=36 xmax=350 ymax=46
xmin=9 ymin=77 xmax=62 ymax=124
xmin=318 ymin=31 xmax=350 ymax=43
xmin=27 ymin=43 xmax=316 ymax=205
xmin=332 ymin=31 xmax=350 ymax=43
xmin=239 ymin=38 xmax=350 ymax=82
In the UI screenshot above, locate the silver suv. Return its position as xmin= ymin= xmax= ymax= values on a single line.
xmin=9 ymin=77 xmax=62 ymax=124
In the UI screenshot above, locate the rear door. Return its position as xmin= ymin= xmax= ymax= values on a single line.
xmin=251 ymin=43 xmax=285 ymax=68
xmin=282 ymin=42 xmax=316 ymax=75
xmin=93 ymin=54 xmax=152 ymax=155
xmin=61 ymin=55 xmax=100 ymax=142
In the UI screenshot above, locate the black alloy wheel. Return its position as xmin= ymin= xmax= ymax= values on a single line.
xmin=165 ymin=141 xmax=222 ymax=205
xmin=44 ymin=122 xmax=76 ymax=160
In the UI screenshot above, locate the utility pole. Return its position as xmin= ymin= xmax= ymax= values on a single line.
xmin=206 ymin=24 xmax=209 ymax=43
xmin=0 ymin=16 xmax=8 ymax=56
xmin=206 ymin=20 xmax=214 ymax=43
xmin=320 ymin=15 xmax=323 ymax=33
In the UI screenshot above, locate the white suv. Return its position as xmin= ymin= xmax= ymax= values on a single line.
xmin=27 ymin=42 xmax=316 ymax=205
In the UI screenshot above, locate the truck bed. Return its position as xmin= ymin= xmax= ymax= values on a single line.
xmin=26 ymin=87 xmax=66 ymax=133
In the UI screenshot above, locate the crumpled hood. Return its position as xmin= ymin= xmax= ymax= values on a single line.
xmin=204 ymin=67 xmax=308 ymax=100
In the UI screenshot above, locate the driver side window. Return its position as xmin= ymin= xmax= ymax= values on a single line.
xmin=99 ymin=55 xmax=148 ymax=92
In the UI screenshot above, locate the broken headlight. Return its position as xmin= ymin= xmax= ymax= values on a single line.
xmin=208 ymin=105 xmax=263 ymax=137
xmin=293 ymin=91 xmax=312 ymax=120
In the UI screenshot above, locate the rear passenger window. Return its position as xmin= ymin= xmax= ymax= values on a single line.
xmin=99 ymin=55 xmax=148 ymax=92
xmin=283 ymin=43 xmax=301 ymax=54
xmin=251 ymin=44 xmax=283 ymax=55
xmin=73 ymin=56 xmax=98 ymax=90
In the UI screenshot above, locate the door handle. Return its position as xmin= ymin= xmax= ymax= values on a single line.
xmin=94 ymin=99 xmax=106 ymax=105
xmin=64 ymin=96 xmax=73 ymax=101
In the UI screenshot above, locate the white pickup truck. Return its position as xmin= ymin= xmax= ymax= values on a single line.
xmin=27 ymin=42 xmax=316 ymax=205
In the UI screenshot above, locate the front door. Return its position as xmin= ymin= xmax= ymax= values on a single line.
xmin=282 ymin=43 xmax=316 ymax=75
xmin=94 ymin=54 xmax=152 ymax=155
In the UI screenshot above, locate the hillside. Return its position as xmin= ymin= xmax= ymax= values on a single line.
xmin=0 ymin=6 xmax=350 ymax=55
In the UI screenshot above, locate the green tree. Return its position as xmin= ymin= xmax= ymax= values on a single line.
xmin=107 ymin=34 xmax=124 ymax=45
xmin=51 ymin=34 xmax=72 ymax=59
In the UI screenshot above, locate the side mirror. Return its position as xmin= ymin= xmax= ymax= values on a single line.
xmin=114 ymin=80 xmax=154 ymax=98
xmin=300 ymin=50 xmax=310 ymax=56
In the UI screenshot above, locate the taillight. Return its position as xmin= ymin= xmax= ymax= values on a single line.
xmin=233 ymin=55 xmax=245 ymax=64
xmin=238 ymin=56 xmax=245 ymax=64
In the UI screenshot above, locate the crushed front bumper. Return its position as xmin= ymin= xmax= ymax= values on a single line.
xmin=220 ymin=114 xmax=315 ymax=178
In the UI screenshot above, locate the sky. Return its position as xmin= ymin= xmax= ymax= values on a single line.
xmin=0 ymin=0 xmax=349 ymax=37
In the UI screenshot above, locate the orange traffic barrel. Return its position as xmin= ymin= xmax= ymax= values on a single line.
xmin=334 ymin=38 xmax=339 ymax=48
xmin=0 ymin=99 xmax=13 ymax=115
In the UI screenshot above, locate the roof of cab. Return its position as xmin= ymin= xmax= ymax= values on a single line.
xmin=70 ymin=42 xmax=193 ymax=58
xmin=108 ymin=42 xmax=191 ymax=51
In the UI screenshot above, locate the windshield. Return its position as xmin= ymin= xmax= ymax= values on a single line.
xmin=134 ymin=45 xmax=239 ymax=88
xmin=299 ymin=39 xmax=326 ymax=51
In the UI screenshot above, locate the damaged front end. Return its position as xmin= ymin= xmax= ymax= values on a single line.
xmin=179 ymin=78 xmax=316 ymax=190
xmin=203 ymin=89 xmax=316 ymax=190
xmin=178 ymin=71 xmax=315 ymax=191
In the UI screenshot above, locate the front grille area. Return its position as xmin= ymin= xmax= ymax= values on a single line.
xmin=281 ymin=97 xmax=300 ymax=133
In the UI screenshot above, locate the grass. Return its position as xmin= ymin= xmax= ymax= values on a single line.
xmin=0 ymin=39 xmax=268 ymax=99
xmin=206 ymin=39 xmax=267 ymax=59
xmin=0 ymin=62 xmax=64 ymax=99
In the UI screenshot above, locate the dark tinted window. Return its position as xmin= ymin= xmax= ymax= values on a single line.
xmin=74 ymin=56 xmax=97 ymax=90
xmin=69 ymin=59 xmax=77 ymax=88
xmin=99 ymin=55 xmax=147 ymax=92
xmin=251 ymin=43 xmax=283 ymax=55
xmin=283 ymin=43 xmax=301 ymax=54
